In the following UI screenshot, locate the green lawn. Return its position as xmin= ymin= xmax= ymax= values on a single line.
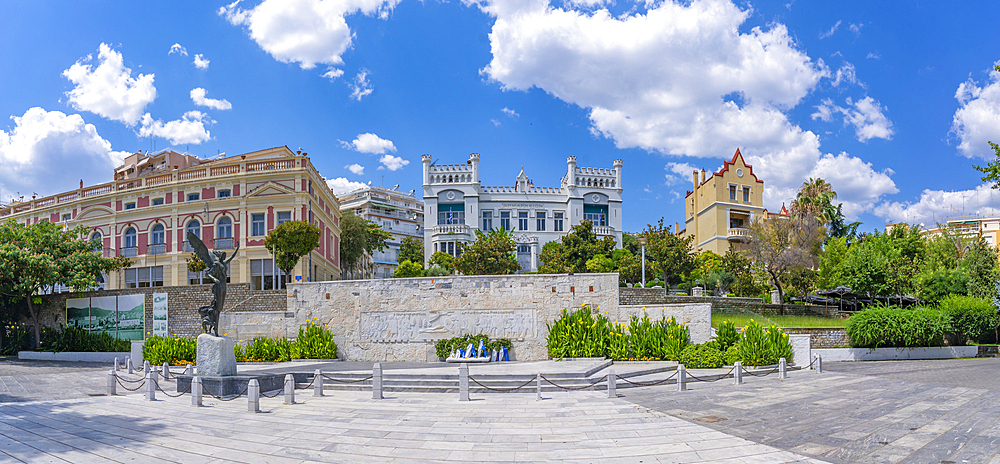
xmin=712 ymin=313 xmax=849 ymax=328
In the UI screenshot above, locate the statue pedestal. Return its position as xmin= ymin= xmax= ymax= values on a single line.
xmin=196 ymin=334 xmax=237 ymax=376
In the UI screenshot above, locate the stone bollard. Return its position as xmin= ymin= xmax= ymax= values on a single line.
xmin=314 ymin=369 xmax=324 ymax=397
xmin=247 ymin=379 xmax=260 ymax=413
xmin=284 ymin=374 xmax=295 ymax=405
xmin=127 ymin=357 xmax=134 ymax=374
xmin=536 ymin=372 xmax=542 ymax=401
xmin=114 ymin=357 xmax=120 ymax=372
xmin=145 ymin=372 xmax=156 ymax=401
xmin=162 ymin=362 xmax=171 ymax=380
xmin=373 ymin=363 xmax=384 ymax=400
xmin=185 ymin=364 xmax=194 ymax=376
xmin=107 ymin=370 xmax=116 ymax=396
xmin=677 ymin=364 xmax=687 ymax=392
xmin=143 ymin=360 xmax=150 ymax=377
xmin=191 ymin=377 xmax=203 ymax=407
xmin=607 ymin=369 xmax=616 ymax=398
xmin=816 ymin=355 xmax=823 ymax=374
xmin=778 ymin=358 xmax=787 ymax=379
xmin=733 ymin=362 xmax=743 ymax=385
xmin=458 ymin=363 xmax=469 ymax=401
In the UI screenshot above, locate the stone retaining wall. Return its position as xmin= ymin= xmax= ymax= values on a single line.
xmin=782 ymin=327 xmax=850 ymax=348
xmin=262 ymin=273 xmax=711 ymax=362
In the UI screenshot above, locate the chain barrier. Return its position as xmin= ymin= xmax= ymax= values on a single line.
xmin=260 ymin=388 xmax=283 ymax=398
xmin=200 ymin=383 xmax=249 ymax=402
xmin=151 ymin=379 xmax=191 ymax=398
xmin=617 ymin=370 xmax=678 ymax=387
xmin=294 ymin=376 xmax=316 ymax=391
xmin=468 ymin=376 xmax=537 ymax=392
xmin=114 ymin=376 xmax=147 ymax=392
xmin=540 ymin=374 xmax=609 ymax=391
xmin=743 ymin=365 xmax=780 ymax=377
xmin=685 ymin=367 xmax=736 ymax=383
xmin=114 ymin=374 xmax=146 ymax=385
xmin=320 ymin=374 xmax=374 ymax=383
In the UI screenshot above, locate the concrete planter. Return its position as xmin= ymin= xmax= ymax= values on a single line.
xmin=813 ymin=346 xmax=978 ymax=361
xmin=19 ymin=351 xmax=130 ymax=363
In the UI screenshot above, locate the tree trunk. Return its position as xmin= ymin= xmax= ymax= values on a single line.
xmin=25 ymin=296 xmax=41 ymax=349
xmin=769 ymin=271 xmax=785 ymax=316
xmin=663 ymin=270 xmax=669 ymax=297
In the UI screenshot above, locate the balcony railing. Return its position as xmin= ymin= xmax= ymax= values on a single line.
xmin=213 ymin=237 xmax=235 ymax=250
xmin=148 ymin=243 xmax=166 ymax=256
xmin=431 ymin=224 xmax=472 ymax=235
xmin=183 ymin=241 xmax=195 ymax=253
xmin=593 ymin=225 xmax=615 ymax=236
xmin=120 ymin=247 xmax=138 ymax=258
xmin=727 ymin=228 xmax=750 ymax=241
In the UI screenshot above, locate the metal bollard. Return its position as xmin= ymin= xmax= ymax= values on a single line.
xmin=191 ymin=377 xmax=203 ymax=407
xmin=114 ymin=357 xmax=120 ymax=372
xmin=536 ymin=372 xmax=542 ymax=401
xmin=373 ymin=363 xmax=384 ymax=400
xmin=677 ymin=364 xmax=687 ymax=391
xmin=314 ymin=369 xmax=324 ymax=397
xmin=127 ymin=357 xmax=134 ymax=374
xmin=107 ymin=370 xmax=116 ymax=396
xmin=247 ymin=379 xmax=260 ymax=413
xmin=185 ymin=364 xmax=194 ymax=376
xmin=283 ymin=374 xmax=295 ymax=405
xmin=779 ymin=358 xmax=787 ymax=379
xmin=162 ymin=362 xmax=171 ymax=380
xmin=143 ymin=360 xmax=150 ymax=377
xmin=816 ymin=355 xmax=823 ymax=374
xmin=145 ymin=372 xmax=156 ymax=401
xmin=733 ymin=362 xmax=743 ymax=385
xmin=607 ymin=369 xmax=616 ymax=398
xmin=458 ymin=363 xmax=469 ymax=401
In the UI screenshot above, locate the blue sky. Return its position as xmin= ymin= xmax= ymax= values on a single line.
xmin=2 ymin=1 xmax=1000 ymax=233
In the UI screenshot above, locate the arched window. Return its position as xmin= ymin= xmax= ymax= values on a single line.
xmin=89 ymin=232 xmax=102 ymax=251
xmin=186 ymin=220 xmax=201 ymax=239
xmin=123 ymin=228 xmax=137 ymax=248
xmin=217 ymin=216 xmax=232 ymax=238
xmin=150 ymin=224 xmax=165 ymax=244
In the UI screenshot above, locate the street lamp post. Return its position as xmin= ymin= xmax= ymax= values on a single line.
xmin=637 ymin=237 xmax=647 ymax=288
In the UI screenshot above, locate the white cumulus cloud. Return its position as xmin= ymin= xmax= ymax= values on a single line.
xmin=345 ymin=163 xmax=364 ymax=175
xmin=169 ymin=43 xmax=188 ymax=56
xmin=137 ymin=111 xmax=213 ymax=145
xmin=378 ymin=154 xmax=409 ymax=171
xmin=812 ymin=96 xmax=893 ymax=142
xmin=62 ymin=43 xmax=157 ymax=126
xmin=664 ymin=162 xmax=699 ymax=186
xmin=190 ymin=88 xmax=232 ymax=110
xmin=819 ymin=20 xmax=841 ymax=39
xmin=327 ymin=177 xmax=368 ymax=195
xmin=875 ymin=184 xmax=1000 ymax=226
xmin=0 ymin=108 xmax=130 ymax=198
xmin=219 ymin=0 xmax=400 ymax=71
xmin=952 ymin=64 xmax=1000 ymax=158
xmin=193 ymin=54 xmax=210 ymax=70
xmin=323 ymin=68 xmax=345 ymax=79
xmin=502 ymin=107 xmax=519 ymax=118
xmin=350 ymin=69 xmax=373 ymax=101
xmin=340 ymin=132 xmax=395 ymax=154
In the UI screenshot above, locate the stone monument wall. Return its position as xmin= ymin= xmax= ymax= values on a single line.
xmin=225 ymin=273 xmax=711 ymax=362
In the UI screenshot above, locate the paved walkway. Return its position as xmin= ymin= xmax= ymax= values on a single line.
xmin=0 ymin=377 xmax=824 ymax=464
xmin=0 ymin=358 xmax=110 ymax=403
xmin=823 ymin=358 xmax=1000 ymax=390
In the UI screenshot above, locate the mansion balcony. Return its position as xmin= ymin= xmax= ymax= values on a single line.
xmin=593 ymin=225 xmax=616 ymax=236
xmin=727 ymin=227 xmax=750 ymax=242
xmin=430 ymin=224 xmax=472 ymax=238
xmin=147 ymin=243 xmax=167 ymax=256
xmin=213 ymin=237 xmax=235 ymax=250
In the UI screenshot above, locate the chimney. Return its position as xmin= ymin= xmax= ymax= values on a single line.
xmin=692 ymin=170 xmax=698 ymax=192
xmin=700 ymin=168 xmax=706 ymax=184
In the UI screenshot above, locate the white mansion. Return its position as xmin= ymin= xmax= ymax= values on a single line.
xmin=422 ymin=153 xmax=623 ymax=272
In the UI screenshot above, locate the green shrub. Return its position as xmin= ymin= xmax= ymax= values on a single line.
xmin=2 ymin=322 xmax=33 ymax=355
xmin=714 ymin=320 xmax=739 ymax=352
xmin=939 ymin=295 xmax=999 ymax=344
xmin=290 ymin=322 xmax=338 ymax=359
xmin=41 ymin=326 xmax=130 ymax=353
xmin=435 ymin=334 xmax=511 ymax=359
xmin=546 ymin=305 xmax=611 ymax=359
xmin=546 ymin=306 xmax=691 ymax=361
xmin=846 ymin=306 xmax=947 ymax=348
xmin=394 ymin=260 xmax=424 ymax=278
xmin=143 ymin=335 xmax=197 ymax=365
xmin=238 ymin=336 xmax=292 ymax=362
xmin=679 ymin=343 xmax=725 ymax=368
xmin=722 ymin=321 xmax=793 ymax=366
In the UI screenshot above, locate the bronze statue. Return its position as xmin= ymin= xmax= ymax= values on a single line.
xmin=187 ymin=231 xmax=239 ymax=336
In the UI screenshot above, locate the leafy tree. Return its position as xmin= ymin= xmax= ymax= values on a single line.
xmin=641 ymin=218 xmax=696 ymax=291
xmin=453 ymin=228 xmax=520 ymax=275
xmin=886 ymin=223 xmax=925 ymax=262
xmin=790 ymin=178 xmax=835 ymax=220
xmin=585 ymin=254 xmax=616 ymax=273
xmin=779 ymin=267 xmax=816 ymax=299
xmin=745 ymin=215 xmax=824 ymax=313
xmin=963 ymin=236 xmax=999 ymax=299
xmin=722 ymin=249 xmax=756 ymax=296
xmin=186 ymin=252 xmax=207 ymax=273
xmin=393 ymin=260 xmax=424 ymax=278
xmin=825 ymin=203 xmax=861 ymax=245
xmin=538 ymin=221 xmax=616 ymax=274
xmin=840 ymin=230 xmax=919 ymax=297
xmin=398 ymin=236 xmax=424 ymax=265
xmin=916 ymin=268 xmax=969 ymax=304
xmin=263 ymin=220 xmax=321 ymax=284
xmin=816 ymin=236 xmax=849 ymax=290
xmin=428 ymin=251 xmax=455 ymax=274
xmin=689 ymin=250 xmax=724 ymax=289
xmin=339 ymin=212 xmax=391 ymax=279
xmin=423 ymin=264 xmax=451 ymax=277
xmin=0 ymin=220 xmax=130 ymax=348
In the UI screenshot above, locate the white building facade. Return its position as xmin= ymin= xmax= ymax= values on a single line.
xmin=422 ymin=153 xmax=623 ymax=272
xmin=337 ymin=186 xmax=424 ymax=278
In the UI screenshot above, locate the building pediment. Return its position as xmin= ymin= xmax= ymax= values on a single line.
xmin=76 ymin=205 xmax=114 ymax=220
xmin=245 ymin=181 xmax=294 ymax=197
